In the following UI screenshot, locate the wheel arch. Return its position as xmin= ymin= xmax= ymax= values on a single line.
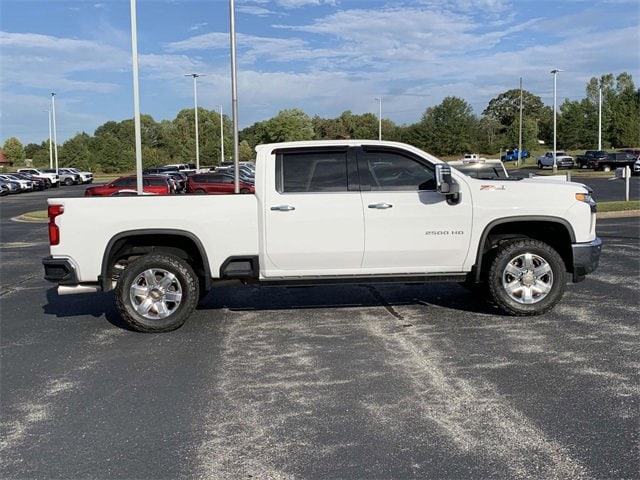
xmin=100 ymin=229 xmax=212 ymax=292
xmin=473 ymin=216 xmax=575 ymax=283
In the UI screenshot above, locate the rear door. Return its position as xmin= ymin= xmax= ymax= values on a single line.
xmin=261 ymin=147 xmax=365 ymax=276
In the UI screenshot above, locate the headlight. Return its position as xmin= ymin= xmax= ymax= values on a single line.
xmin=576 ymin=192 xmax=597 ymax=212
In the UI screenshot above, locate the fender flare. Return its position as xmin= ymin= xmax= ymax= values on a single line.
xmin=100 ymin=229 xmax=212 ymax=291
xmin=473 ymin=216 xmax=576 ymax=282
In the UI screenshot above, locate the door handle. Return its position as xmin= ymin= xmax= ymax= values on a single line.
xmin=368 ymin=202 xmax=393 ymax=209
xmin=270 ymin=205 xmax=296 ymax=211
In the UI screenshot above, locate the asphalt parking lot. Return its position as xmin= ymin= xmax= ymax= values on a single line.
xmin=1 ymin=183 xmax=639 ymax=479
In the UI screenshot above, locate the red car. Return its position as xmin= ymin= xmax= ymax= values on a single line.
xmin=84 ymin=175 xmax=173 ymax=196
xmin=186 ymin=173 xmax=254 ymax=194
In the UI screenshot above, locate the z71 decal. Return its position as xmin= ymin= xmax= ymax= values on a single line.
xmin=480 ymin=184 xmax=506 ymax=191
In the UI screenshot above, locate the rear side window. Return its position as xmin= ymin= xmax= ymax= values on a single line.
xmin=276 ymin=151 xmax=349 ymax=193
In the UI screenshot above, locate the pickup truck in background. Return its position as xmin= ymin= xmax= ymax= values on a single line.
xmin=536 ymin=151 xmax=575 ymax=169
xmin=43 ymin=140 xmax=602 ymax=332
xmin=17 ymin=168 xmax=60 ymax=187
xmin=591 ymin=152 xmax=637 ymax=172
xmin=501 ymin=148 xmax=529 ymax=162
xmin=575 ymin=150 xmax=608 ymax=169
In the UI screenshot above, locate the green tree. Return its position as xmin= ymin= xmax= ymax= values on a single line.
xmin=483 ymin=89 xmax=546 ymax=128
xmin=263 ymin=109 xmax=315 ymax=142
xmin=3 ymin=137 xmax=26 ymax=164
xmin=239 ymin=140 xmax=254 ymax=161
xmin=60 ymin=133 xmax=93 ymax=170
xmin=417 ymin=97 xmax=476 ymax=156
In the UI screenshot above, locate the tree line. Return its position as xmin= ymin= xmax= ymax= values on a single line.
xmin=2 ymin=72 xmax=638 ymax=172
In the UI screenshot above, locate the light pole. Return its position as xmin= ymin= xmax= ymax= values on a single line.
xmin=44 ymin=110 xmax=53 ymax=169
xmin=551 ymin=69 xmax=563 ymax=173
xmin=218 ymin=105 xmax=224 ymax=163
xmin=598 ymin=86 xmax=602 ymax=151
xmin=50 ymin=93 xmax=59 ymax=173
xmin=517 ymin=77 xmax=523 ymax=166
xmin=375 ymin=97 xmax=382 ymax=140
xmin=130 ymin=0 xmax=143 ymax=193
xmin=185 ymin=73 xmax=204 ymax=170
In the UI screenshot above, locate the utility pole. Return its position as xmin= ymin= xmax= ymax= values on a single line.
xmin=517 ymin=77 xmax=523 ymax=166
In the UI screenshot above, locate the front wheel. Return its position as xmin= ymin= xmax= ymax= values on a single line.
xmin=602 ymin=165 xmax=612 ymax=172
xmin=487 ymin=239 xmax=566 ymax=316
xmin=116 ymin=253 xmax=199 ymax=332
xmin=537 ymin=161 xmax=543 ymax=169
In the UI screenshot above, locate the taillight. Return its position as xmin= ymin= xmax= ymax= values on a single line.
xmin=48 ymin=204 xmax=64 ymax=245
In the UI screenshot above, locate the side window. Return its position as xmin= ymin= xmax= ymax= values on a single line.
xmin=360 ymin=150 xmax=435 ymax=191
xmin=113 ymin=178 xmax=133 ymax=187
xmin=276 ymin=151 xmax=349 ymax=193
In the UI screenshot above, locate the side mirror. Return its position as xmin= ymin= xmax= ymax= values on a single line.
xmin=435 ymin=164 xmax=460 ymax=195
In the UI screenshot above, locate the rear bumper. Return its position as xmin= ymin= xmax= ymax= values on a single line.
xmin=572 ymin=237 xmax=603 ymax=282
xmin=43 ymin=256 xmax=78 ymax=284
xmin=43 ymin=256 xmax=101 ymax=294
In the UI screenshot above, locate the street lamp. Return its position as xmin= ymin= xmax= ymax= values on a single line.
xmin=598 ymin=86 xmax=602 ymax=151
xmin=551 ymin=69 xmax=564 ymax=173
xmin=185 ymin=73 xmax=204 ymax=170
xmin=375 ymin=97 xmax=382 ymax=140
xmin=218 ymin=105 xmax=224 ymax=163
xmin=50 ymin=93 xmax=59 ymax=173
xmin=44 ymin=110 xmax=53 ymax=169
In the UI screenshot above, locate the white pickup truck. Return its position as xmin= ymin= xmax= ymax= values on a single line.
xmin=43 ymin=140 xmax=602 ymax=332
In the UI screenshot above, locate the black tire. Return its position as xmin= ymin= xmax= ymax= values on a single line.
xmin=240 ymin=188 xmax=250 ymax=194
xmin=537 ymin=161 xmax=543 ymax=169
xmin=195 ymin=188 xmax=206 ymax=195
xmin=602 ymin=165 xmax=612 ymax=172
xmin=64 ymin=178 xmax=73 ymax=186
xmin=116 ymin=253 xmax=199 ymax=332
xmin=487 ymin=239 xmax=566 ymax=316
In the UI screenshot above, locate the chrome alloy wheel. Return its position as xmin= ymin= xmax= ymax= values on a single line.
xmin=129 ymin=268 xmax=183 ymax=319
xmin=501 ymin=252 xmax=553 ymax=304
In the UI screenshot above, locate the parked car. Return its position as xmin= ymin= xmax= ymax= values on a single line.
xmin=633 ymin=158 xmax=640 ymax=176
xmin=0 ymin=174 xmax=33 ymax=192
xmin=501 ymin=148 xmax=529 ymax=162
xmin=536 ymin=151 xmax=574 ymax=169
xmin=0 ymin=180 xmax=21 ymax=194
xmin=449 ymin=158 xmax=509 ymax=179
xmin=591 ymin=152 xmax=638 ymax=172
xmin=9 ymin=173 xmax=48 ymax=190
xmin=84 ymin=175 xmax=174 ymax=197
xmin=143 ymin=168 xmax=187 ymax=193
xmin=575 ymin=150 xmax=608 ymax=169
xmin=60 ymin=167 xmax=93 ymax=184
xmin=186 ymin=173 xmax=255 ymax=194
xmin=43 ymin=168 xmax=80 ymax=186
xmin=17 ymin=168 xmax=60 ymax=187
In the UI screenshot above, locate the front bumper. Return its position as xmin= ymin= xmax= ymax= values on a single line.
xmin=572 ymin=237 xmax=603 ymax=282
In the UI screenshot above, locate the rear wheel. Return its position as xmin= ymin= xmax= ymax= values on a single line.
xmin=116 ymin=254 xmax=199 ymax=332
xmin=602 ymin=165 xmax=612 ymax=172
xmin=537 ymin=161 xmax=543 ymax=169
xmin=195 ymin=188 xmax=206 ymax=194
xmin=64 ymin=178 xmax=73 ymax=186
xmin=488 ymin=239 xmax=566 ymax=316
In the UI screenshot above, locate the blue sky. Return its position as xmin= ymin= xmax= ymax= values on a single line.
xmin=1 ymin=0 xmax=639 ymax=145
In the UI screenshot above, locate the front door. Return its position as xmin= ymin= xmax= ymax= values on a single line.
xmin=357 ymin=147 xmax=473 ymax=273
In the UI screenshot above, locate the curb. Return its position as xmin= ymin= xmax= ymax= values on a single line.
xmin=596 ymin=210 xmax=640 ymax=219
